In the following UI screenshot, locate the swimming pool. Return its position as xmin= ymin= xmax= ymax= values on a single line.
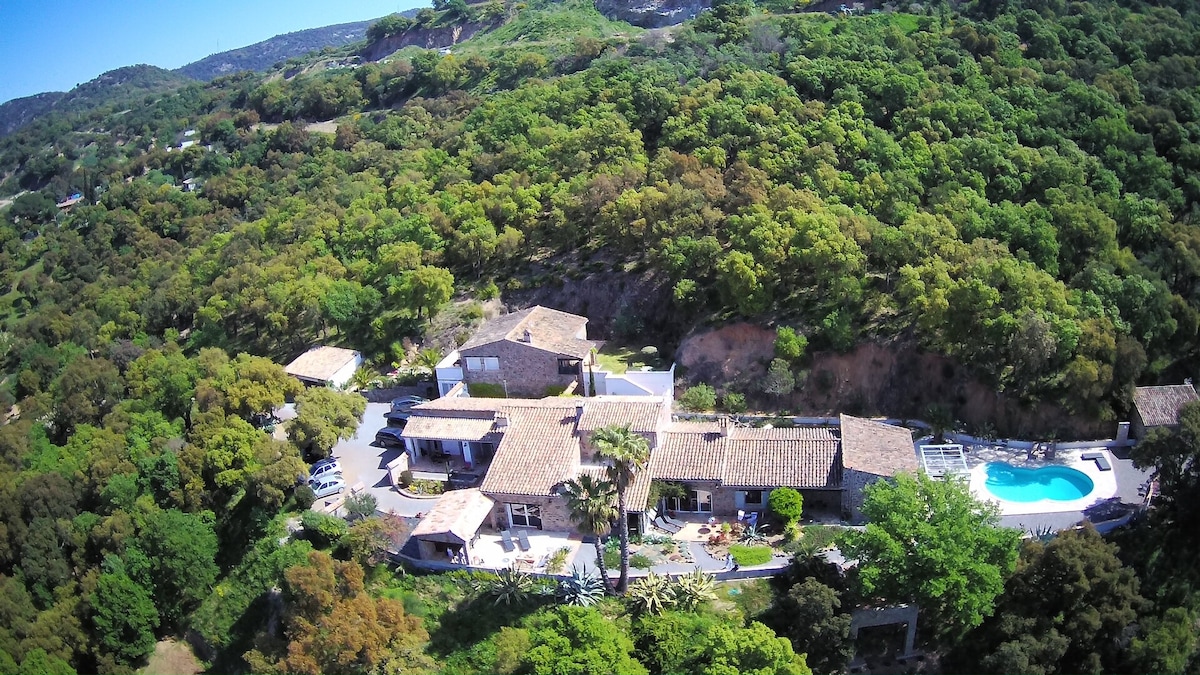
xmin=983 ymin=463 xmax=1095 ymax=503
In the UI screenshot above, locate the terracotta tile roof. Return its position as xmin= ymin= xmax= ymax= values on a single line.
xmin=577 ymin=397 xmax=670 ymax=435
xmin=651 ymin=430 xmax=725 ymax=481
xmin=411 ymin=488 xmax=494 ymax=544
xmin=723 ymin=436 xmax=841 ymax=488
xmin=480 ymin=405 xmax=580 ymax=497
xmin=577 ymin=466 xmax=653 ymax=512
xmin=839 ymin=415 xmax=918 ymax=477
xmin=1134 ymin=384 xmax=1200 ymax=428
xmin=284 ymin=346 xmax=360 ymax=382
xmin=402 ymin=416 xmax=500 ymax=441
xmin=650 ymin=423 xmax=841 ymax=489
xmin=459 ymin=305 xmax=594 ymax=358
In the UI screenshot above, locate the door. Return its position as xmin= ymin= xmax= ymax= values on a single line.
xmin=508 ymin=503 xmax=543 ymax=529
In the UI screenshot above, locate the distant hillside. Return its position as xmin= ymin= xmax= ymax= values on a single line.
xmin=176 ymin=19 xmax=379 ymax=81
xmin=0 ymin=65 xmax=192 ymax=138
xmin=0 ymin=92 xmax=65 ymax=138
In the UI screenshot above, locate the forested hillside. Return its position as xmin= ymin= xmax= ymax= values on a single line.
xmin=1 ymin=0 xmax=1200 ymax=671
xmin=175 ymin=19 xmax=378 ymax=82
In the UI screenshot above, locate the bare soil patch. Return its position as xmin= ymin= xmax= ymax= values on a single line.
xmin=141 ymin=639 xmax=203 ymax=675
xmin=305 ymin=120 xmax=339 ymax=134
xmin=676 ymin=325 xmax=1105 ymax=439
xmin=676 ymin=322 xmax=776 ymax=384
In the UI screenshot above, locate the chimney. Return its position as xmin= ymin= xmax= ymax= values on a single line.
xmin=495 ymin=411 xmax=509 ymax=429
xmin=719 ymin=416 xmax=730 ymax=437
xmin=522 ymin=328 xmax=532 ymax=343
xmin=576 ymin=401 xmax=585 ymax=423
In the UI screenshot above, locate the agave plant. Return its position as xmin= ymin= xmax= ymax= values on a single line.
xmin=481 ymin=566 xmax=535 ymax=605
xmin=559 ymin=566 xmax=606 ymax=607
xmin=739 ymin=524 xmax=770 ymax=545
xmin=627 ymin=572 xmax=676 ymax=615
xmin=673 ymin=568 xmax=717 ymax=611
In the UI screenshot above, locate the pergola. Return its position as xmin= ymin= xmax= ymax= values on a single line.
xmin=919 ymin=444 xmax=969 ymax=478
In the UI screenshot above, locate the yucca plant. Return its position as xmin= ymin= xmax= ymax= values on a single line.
xmin=481 ymin=567 xmax=535 ymax=605
xmin=739 ymin=523 xmax=770 ymax=545
xmin=627 ymin=572 xmax=675 ymax=615
xmin=673 ymin=568 xmax=717 ymax=611
xmin=559 ymin=566 xmax=606 ymax=607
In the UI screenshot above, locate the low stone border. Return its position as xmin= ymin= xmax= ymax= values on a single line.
xmin=396 ymin=487 xmax=443 ymax=500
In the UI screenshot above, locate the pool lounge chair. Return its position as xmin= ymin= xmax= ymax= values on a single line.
xmin=500 ymin=530 xmax=515 ymax=553
xmin=515 ymin=529 xmax=531 ymax=552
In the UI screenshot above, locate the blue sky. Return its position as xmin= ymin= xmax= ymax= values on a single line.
xmin=0 ymin=1 xmax=427 ymax=104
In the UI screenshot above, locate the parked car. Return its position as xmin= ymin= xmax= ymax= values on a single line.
xmin=375 ymin=427 xmax=406 ymax=447
xmin=391 ymin=395 xmax=429 ymax=412
xmin=310 ymin=476 xmax=346 ymax=499
xmin=385 ymin=395 xmax=429 ymax=422
xmin=309 ymin=459 xmax=343 ymax=481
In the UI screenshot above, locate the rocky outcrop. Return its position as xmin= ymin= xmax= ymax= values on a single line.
xmin=594 ymin=0 xmax=711 ymax=28
xmin=359 ymin=22 xmax=495 ymax=62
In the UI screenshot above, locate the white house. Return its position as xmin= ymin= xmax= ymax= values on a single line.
xmin=284 ymin=346 xmax=363 ymax=389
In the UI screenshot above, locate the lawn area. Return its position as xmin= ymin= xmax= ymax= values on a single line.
xmin=594 ymin=343 xmax=664 ymax=374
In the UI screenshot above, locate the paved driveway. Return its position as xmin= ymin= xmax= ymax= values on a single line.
xmin=329 ymin=401 xmax=437 ymax=517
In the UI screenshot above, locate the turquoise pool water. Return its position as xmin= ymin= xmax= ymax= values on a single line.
xmin=984 ymin=463 xmax=1095 ymax=502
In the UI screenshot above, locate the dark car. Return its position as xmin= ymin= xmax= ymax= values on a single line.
xmin=375 ymin=427 xmax=406 ymax=447
xmin=385 ymin=396 xmax=429 ymax=423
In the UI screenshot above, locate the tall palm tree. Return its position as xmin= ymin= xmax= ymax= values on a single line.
xmin=592 ymin=424 xmax=650 ymax=593
xmin=561 ymin=475 xmax=617 ymax=592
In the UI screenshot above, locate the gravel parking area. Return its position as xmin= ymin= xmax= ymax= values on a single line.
xmin=328 ymin=401 xmax=437 ymax=517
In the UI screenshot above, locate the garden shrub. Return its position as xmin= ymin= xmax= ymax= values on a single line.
xmin=680 ymin=384 xmax=717 ymax=411
xmin=729 ymin=545 xmax=773 ymax=567
xmin=769 ymin=487 xmax=804 ymax=527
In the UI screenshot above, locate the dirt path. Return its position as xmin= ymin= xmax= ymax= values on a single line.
xmin=140 ymin=639 xmax=202 ymax=675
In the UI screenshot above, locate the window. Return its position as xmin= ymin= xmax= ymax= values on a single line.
xmin=558 ymin=358 xmax=582 ymax=375
xmin=466 ymin=356 xmax=500 ymax=371
xmin=509 ymin=503 xmax=543 ymax=528
xmin=743 ymin=490 xmax=763 ymax=505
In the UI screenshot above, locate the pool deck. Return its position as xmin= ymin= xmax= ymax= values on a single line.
xmin=961 ymin=443 xmax=1152 ymax=534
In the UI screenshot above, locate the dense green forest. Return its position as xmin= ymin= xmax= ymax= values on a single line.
xmin=2 ymin=0 xmax=1200 ymax=671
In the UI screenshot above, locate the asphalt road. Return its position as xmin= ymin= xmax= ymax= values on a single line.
xmin=328 ymin=401 xmax=438 ymax=517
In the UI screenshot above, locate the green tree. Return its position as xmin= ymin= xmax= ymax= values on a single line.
xmin=561 ymin=475 xmax=617 ymax=593
xmin=17 ymin=649 xmax=75 ymax=675
xmin=839 ymin=473 xmax=1020 ymax=643
xmin=762 ymin=359 xmax=796 ymax=398
xmin=522 ymin=606 xmax=647 ymax=675
xmin=90 ymin=571 xmax=159 ymax=664
xmin=768 ymin=578 xmax=853 ymax=673
xmin=287 ymin=388 xmax=366 ymax=458
xmin=768 ymin=487 xmax=804 ymax=527
xmin=946 ymin=526 xmax=1146 ymax=674
xmin=680 ymin=384 xmax=717 ymax=412
xmin=396 ymin=265 xmax=454 ymax=320
xmin=774 ymin=326 xmax=808 ymax=363
xmin=1128 ymin=607 xmax=1197 ymax=675
xmin=50 ymin=356 xmax=122 ymax=440
xmin=133 ymin=508 xmax=219 ymax=627
xmin=592 ymin=425 xmax=651 ymax=594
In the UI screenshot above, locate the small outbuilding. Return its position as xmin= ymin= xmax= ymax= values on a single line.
xmin=410 ymin=488 xmax=494 ymax=564
xmin=284 ymin=346 xmax=363 ymax=389
xmin=1132 ymin=382 xmax=1200 ymax=439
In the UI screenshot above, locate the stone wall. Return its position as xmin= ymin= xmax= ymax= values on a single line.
xmin=843 ymin=468 xmax=882 ymax=524
xmin=461 ymin=340 xmax=580 ymax=397
xmin=487 ymin=494 xmax=576 ymax=532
